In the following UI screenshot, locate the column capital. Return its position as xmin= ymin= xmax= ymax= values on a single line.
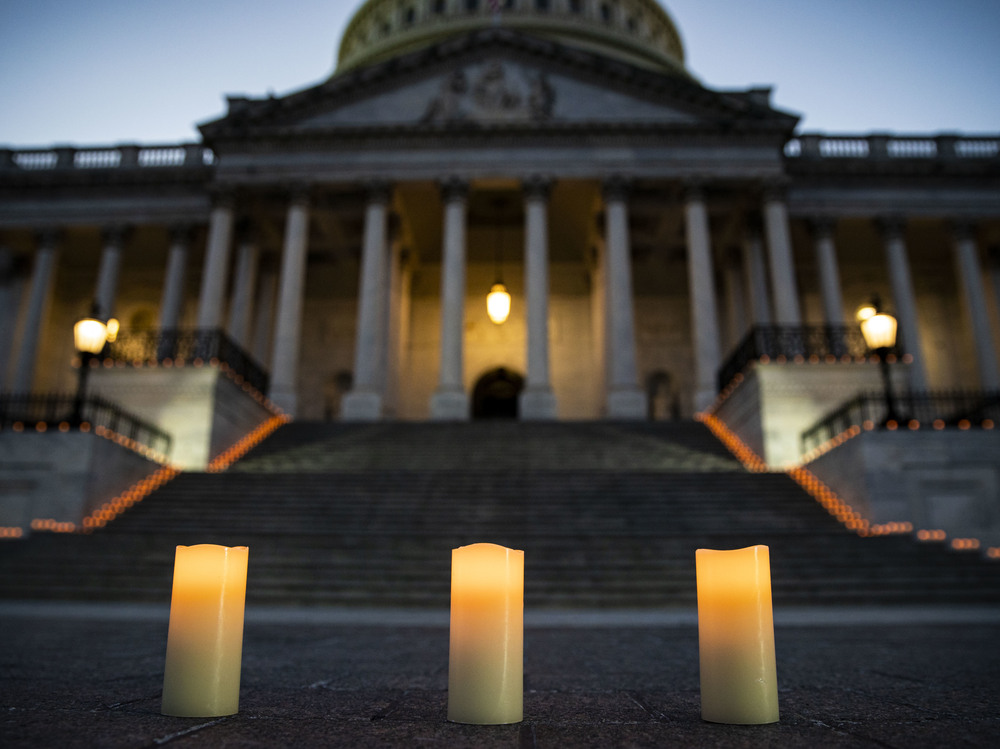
xmin=208 ymin=188 xmax=237 ymax=210
xmin=761 ymin=179 xmax=789 ymax=203
xmin=34 ymin=228 xmax=62 ymax=249
xmin=439 ymin=177 xmax=469 ymax=203
xmin=286 ymin=184 xmax=312 ymax=207
xmin=809 ymin=217 xmax=837 ymax=239
xmin=523 ymin=175 xmax=553 ymax=201
xmin=683 ymin=180 xmax=709 ymax=203
xmin=234 ymin=218 xmax=258 ymax=245
xmin=168 ymin=224 xmax=195 ymax=245
xmin=601 ymin=175 xmax=632 ymax=203
xmin=949 ymin=219 xmax=978 ymax=242
xmin=364 ymin=179 xmax=394 ymax=205
xmin=877 ymin=215 xmax=907 ymax=239
xmin=101 ymin=225 xmax=131 ymax=247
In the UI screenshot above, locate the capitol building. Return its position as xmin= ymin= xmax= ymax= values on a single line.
xmin=1 ymin=1 xmax=998 ymax=523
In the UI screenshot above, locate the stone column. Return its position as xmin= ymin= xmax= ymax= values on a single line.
xmin=880 ymin=218 xmax=928 ymax=390
xmin=384 ymin=240 xmax=412 ymax=418
xmin=952 ymin=223 xmax=1000 ymax=389
xmin=811 ymin=219 xmax=846 ymax=326
xmin=742 ymin=226 xmax=771 ymax=326
xmin=269 ymin=189 xmax=311 ymax=416
xmin=226 ymin=227 xmax=260 ymax=349
xmin=602 ymin=178 xmax=646 ymax=419
xmin=343 ymin=183 xmax=392 ymax=421
xmin=722 ymin=247 xmax=748 ymax=350
xmin=685 ymin=185 xmax=722 ymax=412
xmin=990 ymin=245 xmax=1000 ymax=350
xmin=0 ymin=248 xmax=18 ymax=389
xmin=196 ymin=193 xmax=235 ymax=330
xmin=11 ymin=232 xmax=59 ymax=394
xmin=430 ymin=179 xmax=470 ymax=420
xmin=159 ymin=226 xmax=192 ymax=333
xmin=94 ymin=226 xmax=128 ymax=320
xmin=762 ymin=186 xmax=801 ymax=325
xmin=520 ymin=176 xmax=558 ymax=420
xmin=251 ymin=259 xmax=278 ymax=366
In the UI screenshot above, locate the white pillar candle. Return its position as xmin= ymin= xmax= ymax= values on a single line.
xmin=448 ymin=543 xmax=524 ymax=725
xmin=161 ymin=544 xmax=249 ymax=717
xmin=696 ymin=545 xmax=779 ymax=724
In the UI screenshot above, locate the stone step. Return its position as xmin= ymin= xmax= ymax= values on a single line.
xmin=2 ymin=421 xmax=999 ymax=607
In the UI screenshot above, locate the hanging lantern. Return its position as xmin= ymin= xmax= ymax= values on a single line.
xmin=487 ymin=282 xmax=511 ymax=324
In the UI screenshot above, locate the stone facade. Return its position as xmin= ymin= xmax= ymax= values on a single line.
xmin=1 ymin=2 xmax=998 ymax=427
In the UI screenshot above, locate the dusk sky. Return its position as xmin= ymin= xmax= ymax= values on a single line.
xmin=1 ymin=0 xmax=998 ymax=148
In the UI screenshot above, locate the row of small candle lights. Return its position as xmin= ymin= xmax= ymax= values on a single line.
xmin=3 ymin=420 xmax=168 ymax=463
xmin=1 ymin=411 xmax=287 ymax=538
xmin=162 ymin=542 xmax=780 ymax=726
xmin=699 ymin=412 xmax=1000 ymax=555
xmin=81 ymin=354 xmax=281 ymax=413
xmin=207 ymin=415 xmax=291 ymax=473
xmin=711 ymin=353 xmax=915 ymax=414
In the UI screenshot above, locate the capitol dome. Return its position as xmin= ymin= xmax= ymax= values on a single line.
xmin=337 ymin=0 xmax=687 ymax=77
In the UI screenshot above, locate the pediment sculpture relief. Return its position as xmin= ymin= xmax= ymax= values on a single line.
xmin=422 ymin=61 xmax=555 ymax=124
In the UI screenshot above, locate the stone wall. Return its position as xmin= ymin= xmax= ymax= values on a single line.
xmin=0 ymin=431 xmax=158 ymax=530
xmin=713 ymin=361 xmax=907 ymax=467
xmin=86 ymin=366 xmax=275 ymax=469
xmin=806 ymin=430 xmax=1000 ymax=547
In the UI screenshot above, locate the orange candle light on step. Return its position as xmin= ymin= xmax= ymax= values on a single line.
xmin=161 ymin=544 xmax=249 ymax=717
xmin=448 ymin=542 xmax=524 ymax=724
xmin=696 ymin=545 xmax=779 ymax=724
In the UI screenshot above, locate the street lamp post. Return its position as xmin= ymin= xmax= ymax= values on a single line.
xmin=857 ymin=297 xmax=900 ymax=425
xmin=72 ymin=305 xmax=109 ymax=427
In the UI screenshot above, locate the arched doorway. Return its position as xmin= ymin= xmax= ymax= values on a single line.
xmin=472 ymin=367 xmax=524 ymax=419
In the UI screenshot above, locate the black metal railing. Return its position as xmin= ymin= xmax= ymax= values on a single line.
xmin=0 ymin=393 xmax=173 ymax=458
xmin=718 ymin=325 xmax=875 ymax=391
xmin=800 ymin=390 xmax=1000 ymax=454
xmin=106 ymin=329 xmax=269 ymax=395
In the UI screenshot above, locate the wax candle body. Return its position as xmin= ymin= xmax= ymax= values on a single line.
xmin=696 ymin=545 xmax=779 ymax=724
xmin=448 ymin=542 xmax=524 ymax=724
xmin=161 ymin=544 xmax=249 ymax=717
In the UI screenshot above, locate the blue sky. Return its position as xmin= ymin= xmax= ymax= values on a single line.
xmin=1 ymin=0 xmax=997 ymax=147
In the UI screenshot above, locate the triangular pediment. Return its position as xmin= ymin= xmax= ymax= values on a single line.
xmin=200 ymin=29 xmax=797 ymax=139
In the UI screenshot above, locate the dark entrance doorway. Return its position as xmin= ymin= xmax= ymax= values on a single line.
xmin=472 ymin=368 xmax=524 ymax=419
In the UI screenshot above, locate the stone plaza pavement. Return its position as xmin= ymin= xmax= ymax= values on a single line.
xmin=2 ymin=602 xmax=999 ymax=748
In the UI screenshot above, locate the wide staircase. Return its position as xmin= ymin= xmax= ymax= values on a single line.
xmin=1 ymin=421 xmax=999 ymax=608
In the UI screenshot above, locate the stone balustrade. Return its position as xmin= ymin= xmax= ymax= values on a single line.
xmin=0 ymin=143 xmax=214 ymax=171
xmin=785 ymin=133 xmax=1000 ymax=160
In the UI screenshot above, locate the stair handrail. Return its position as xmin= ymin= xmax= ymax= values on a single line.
xmin=0 ymin=391 xmax=173 ymax=459
xmin=800 ymin=389 xmax=1000 ymax=455
xmin=717 ymin=325 xmax=871 ymax=392
xmin=104 ymin=328 xmax=269 ymax=395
